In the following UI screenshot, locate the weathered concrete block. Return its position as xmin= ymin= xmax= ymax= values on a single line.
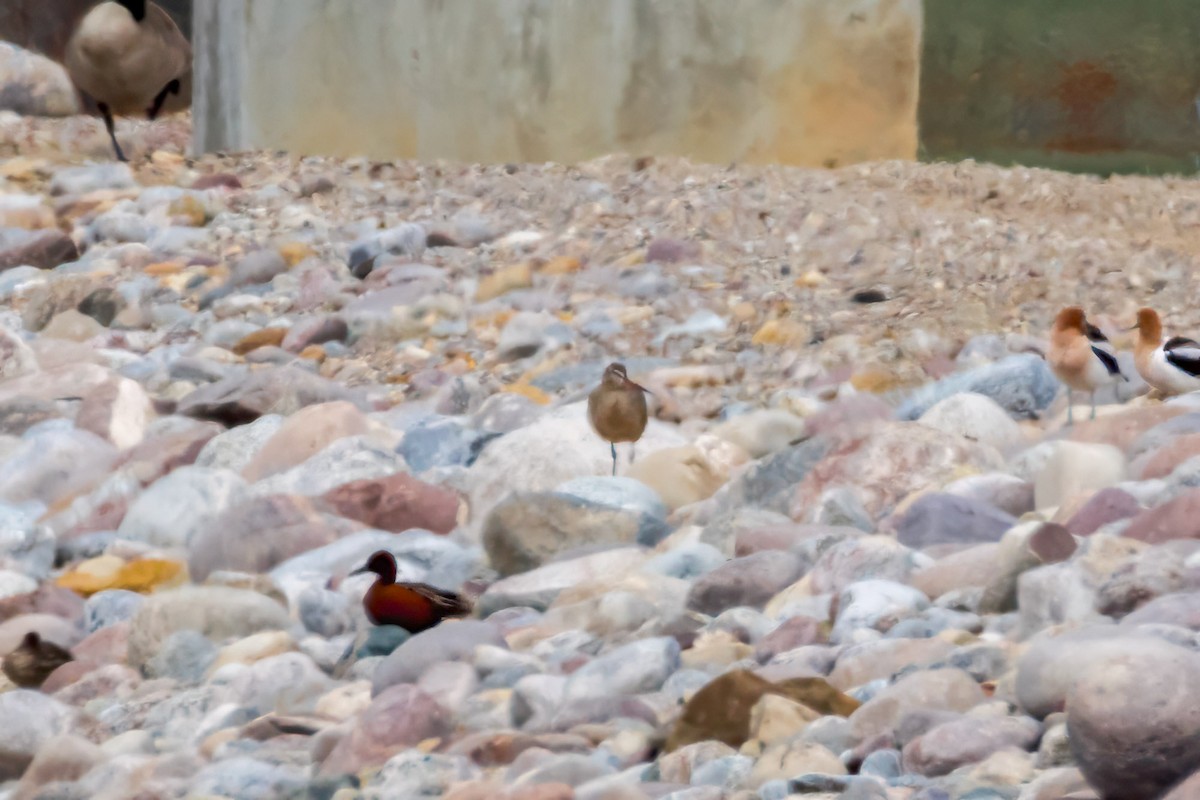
xmin=193 ymin=0 xmax=922 ymax=166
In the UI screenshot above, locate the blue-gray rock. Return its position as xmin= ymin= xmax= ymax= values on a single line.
xmin=372 ymin=620 xmax=506 ymax=696
xmin=691 ymin=754 xmax=753 ymax=788
xmin=297 ymin=586 xmax=354 ymax=638
xmin=194 ymin=414 xmax=285 ymax=472
xmin=895 ymin=354 xmax=1058 ymax=421
xmin=482 ymin=491 xmax=671 ymax=576
xmin=0 ymin=501 xmax=53 ymax=577
xmin=0 ymin=692 xmax=76 ymax=779
xmin=83 ymin=589 xmax=145 ymax=633
xmin=893 ymin=493 xmax=1016 ymax=550
xmin=348 ymin=223 xmax=426 ymax=279
xmin=365 ymin=751 xmax=480 ymax=798
xmin=860 ymin=748 xmax=903 ymax=779
xmin=528 ymin=357 xmax=676 ymax=393
xmin=357 ymin=626 xmax=411 ymax=658
xmin=145 ymin=630 xmax=217 ymax=684
xmin=189 ymin=756 xmax=306 ymax=800
xmin=832 ymin=580 xmax=930 ymax=644
xmin=564 ymin=638 xmax=680 ymax=703
xmin=397 ymin=417 xmax=499 ymax=472
xmin=808 ymin=485 xmax=875 ymax=531
xmin=117 ymin=466 xmax=249 ymax=549
xmin=711 ymin=437 xmax=832 ymax=514
xmin=642 ymin=543 xmax=726 ymax=581
xmin=556 ymin=476 xmax=669 ymax=520
xmin=49 ymin=163 xmax=135 ymax=195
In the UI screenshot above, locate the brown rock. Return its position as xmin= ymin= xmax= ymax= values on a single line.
xmin=828 ymin=638 xmax=956 ymax=691
xmin=911 ymin=542 xmax=1003 ymax=600
xmin=665 ymin=669 xmax=859 ymax=752
xmin=282 ymin=316 xmax=348 ymax=353
xmin=241 ymin=400 xmax=370 ymax=482
xmin=191 ymin=173 xmax=243 ymax=191
xmin=686 ymin=551 xmax=805 ymax=615
xmin=230 ymin=328 xmax=288 ymax=356
xmin=0 ymin=228 xmax=78 ymax=271
xmin=319 ymin=472 xmax=460 ymax=535
xmin=850 ymin=668 xmax=986 ymax=741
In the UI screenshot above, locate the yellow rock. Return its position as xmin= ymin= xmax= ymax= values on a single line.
xmin=209 ymin=630 xmax=297 ymax=672
xmin=849 ymin=365 xmax=906 ymax=394
xmin=540 ymin=256 xmax=582 ymax=275
xmin=279 ymin=241 xmax=316 ymax=267
xmin=0 ymin=204 xmax=54 ymax=230
xmin=626 ymin=446 xmax=724 ymax=511
xmin=168 ymin=195 xmax=207 ymax=227
xmin=503 ymin=382 xmax=551 ymax=405
xmin=315 ymin=682 xmax=373 ymax=721
xmin=57 ymin=558 xmax=186 ymax=597
xmin=681 ymin=630 xmax=755 ymax=669
xmin=475 ymin=263 xmax=533 ymax=301
xmin=795 ymin=269 xmax=828 ymax=288
xmin=731 ymin=302 xmax=758 ymax=323
xmin=749 ymin=693 xmax=822 ymax=746
xmin=752 ymin=319 xmax=810 ymax=347
xmin=231 ymin=328 xmax=288 ymax=356
xmin=298 ymin=344 xmax=326 ymax=362
xmin=144 ymin=261 xmax=183 ymax=276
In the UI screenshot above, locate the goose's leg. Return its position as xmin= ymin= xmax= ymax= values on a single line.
xmin=1090 ymin=391 xmax=1097 ymax=421
xmin=147 ymin=79 xmax=181 ymax=120
xmin=610 ymin=442 xmax=617 ymax=477
xmin=98 ymin=103 xmax=127 ymax=162
xmin=1066 ymin=390 xmax=1074 ymax=426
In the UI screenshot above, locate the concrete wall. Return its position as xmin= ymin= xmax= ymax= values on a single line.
xmin=919 ymin=0 xmax=1200 ymax=175
xmin=193 ymin=0 xmax=922 ymax=167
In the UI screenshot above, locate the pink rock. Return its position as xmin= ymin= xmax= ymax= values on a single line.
xmin=755 ymin=616 xmax=828 ymax=662
xmin=1067 ymin=406 xmax=1188 ymax=454
xmin=71 ymin=621 xmax=129 ymax=666
xmin=734 ymin=523 xmax=858 ymax=556
xmin=318 ymin=472 xmax=461 ymax=535
xmin=790 ymin=423 xmax=1003 ymax=520
xmin=0 ymin=363 xmax=111 ymax=405
xmin=1124 ymin=488 xmax=1200 ymax=545
xmin=74 ymin=376 xmax=153 ymax=450
xmin=241 ymin=401 xmax=370 ymax=482
xmin=1063 ymin=488 xmax=1142 ymax=537
xmin=646 ymin=238 xmax=700 ymax=264
xmin=319 ymin=684 xmax=451 ymax=774
xmin=802 ymin=395 xmax=893 ymax=440
xmin=52 ymin=663 xmax=139 ymax=707
xmin=191 ymin=173 xmax=243 ymax=190
xmin=114 ymin=418 xmax=223 ymax=479
xmin=0 ymin=584 xmax=84 ymax=625
xmin=188 ymin=494 xmax=365 ymax=580
xmin=1138 ymin=433 xmax=1200 ymax=480
xmin=902 ymin=716 xmax=1040 ymax=777
xmin=911 ymin=542 xmax=1003 ymax=600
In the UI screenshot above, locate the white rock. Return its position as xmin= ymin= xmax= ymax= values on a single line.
xmin=1033 ymin=441 xmax=1127 ymax=510
xmin=117 ymin=466 xmax=249 ymax=549
xmin=918 ymin=392 xmax=1025 ymax=452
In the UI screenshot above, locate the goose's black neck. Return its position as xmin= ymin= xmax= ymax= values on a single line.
xmin=116 ymin=0 xmax=147 ymax=22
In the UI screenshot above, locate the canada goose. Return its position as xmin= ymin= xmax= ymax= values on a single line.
xmin=64 ymin=0 xmax=192 ymax=162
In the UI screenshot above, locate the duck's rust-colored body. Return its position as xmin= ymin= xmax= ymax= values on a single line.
xmin=350 ymin=550 xmax=472 ymax=633
xmin=588 ymin=362 xmax=649 ymax=476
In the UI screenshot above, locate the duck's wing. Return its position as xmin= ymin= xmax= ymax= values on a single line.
xmin=1085 ymin=321 xmax=1110 ymax=344
xmin=1165 ymin=337 xmax=1200 ymax=377
xmin=411 ymin=583 xmax=474 ymax=617
xmin=1090 ymin=344 xmax=1124 ymax=378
